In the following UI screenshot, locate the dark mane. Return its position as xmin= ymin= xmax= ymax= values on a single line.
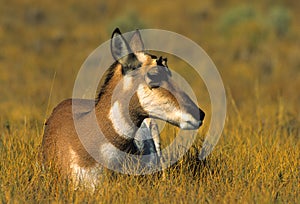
xmin=95 ymin=61 xmax=119 ymax=104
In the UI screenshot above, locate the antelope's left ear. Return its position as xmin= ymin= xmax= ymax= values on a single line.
xmin=111 ymin=28 xmax=132 ymax=62
xmin=129 ymin=29 xmax=144 ymax=53
xmin=111 ymin=28 xmax=140 ymax=74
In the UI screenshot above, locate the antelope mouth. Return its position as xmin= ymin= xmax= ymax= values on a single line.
xmin=153 ymin=111 xmax=204 ymax=130
xmin=179 ymin=120 xmax=203 ymax=130
xmin=178 ymin=111 xmax=204 ymax=130
xmin=163 ymin=118 xmax=203 ymax=130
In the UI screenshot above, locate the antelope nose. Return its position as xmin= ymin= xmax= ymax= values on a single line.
xmin=199 ymin=109 xmax=205 ymax=121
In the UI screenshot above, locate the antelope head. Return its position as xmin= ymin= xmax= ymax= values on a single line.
xmin=109 ymin=28 xmax=205 ymax=131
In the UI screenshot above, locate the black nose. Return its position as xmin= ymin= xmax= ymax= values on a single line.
xmin=199 ymin=109 xmax=205 ymax=121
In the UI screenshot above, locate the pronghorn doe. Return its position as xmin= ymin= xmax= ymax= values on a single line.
xmin=42 ymin=28 xmax=205 ymax=184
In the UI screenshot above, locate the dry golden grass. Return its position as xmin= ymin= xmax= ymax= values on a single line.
xmin=0 ymin=100 xmax=299 ymax=203
xmin=0 ymin=0 xmax=299 ymax=203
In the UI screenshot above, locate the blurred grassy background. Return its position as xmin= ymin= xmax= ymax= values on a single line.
xmin=0 ymin=0 xmax=299 ymax=203
xmin=0 ymin=0 xmax=299 ymax=124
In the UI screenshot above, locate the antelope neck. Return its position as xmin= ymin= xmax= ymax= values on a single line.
xmin=94 ymin=65 xmax=141 ymax=153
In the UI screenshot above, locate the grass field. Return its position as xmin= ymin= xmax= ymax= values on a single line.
xmin=1 ymin=0 xmax=299 ymax=203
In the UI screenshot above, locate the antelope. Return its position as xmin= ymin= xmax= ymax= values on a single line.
xmin=42 ymin=28 xmax=205 ymax=185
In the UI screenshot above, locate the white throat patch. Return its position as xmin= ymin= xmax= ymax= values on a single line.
xmin=108 ymin=101 xmax=135 ymax=139
xmin=123 ymin=75 xmax=133 ymax=91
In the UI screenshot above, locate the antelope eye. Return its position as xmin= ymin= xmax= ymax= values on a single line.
xmin=148 ymin=81 xmax=161 ymax=89
xmin=145 ymin=68 xmax=162 ymax=88
xmin=146 ymin=71 xmax=160 ymax=81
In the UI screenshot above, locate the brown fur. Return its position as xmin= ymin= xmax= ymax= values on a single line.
xmin=42 ymin=64 xmax=139 ymax=175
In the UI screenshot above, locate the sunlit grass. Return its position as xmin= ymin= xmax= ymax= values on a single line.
xmin=0 ymin=96 xmax=299 ymax=203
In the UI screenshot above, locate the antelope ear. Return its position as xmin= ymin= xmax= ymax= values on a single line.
xmin=110 ymin=28 xmax=134 ymax=66
xmin=129 ymin=29 xmax=144 ymax=53
xmin=111 ymin=28 xmax=140 ymax=74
